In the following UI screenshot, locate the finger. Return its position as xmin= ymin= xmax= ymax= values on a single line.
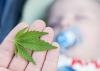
xmin=8 ymin=20 xmax=46 ymax=71
xmin=0 ymin=23 xmax=28 ymax=68
xmin=42 ymin=42 xmax=59 ymax=71
xmin=29 ymin=20 xmax=46 ymax=31
xmin=0 ymin=67 xmax=12 ymax=71
xmin=25 ymin=27 xmax=54 ymax=71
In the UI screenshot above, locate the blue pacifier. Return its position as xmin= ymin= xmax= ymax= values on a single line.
xmin=55 ymin=26 xmax=82 ymax=50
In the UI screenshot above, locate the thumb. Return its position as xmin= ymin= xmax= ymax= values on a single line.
xmin=0 ymin=23 xmax=28 ymax=67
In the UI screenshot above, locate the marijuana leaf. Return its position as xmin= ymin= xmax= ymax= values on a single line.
xmin=14 ymin=28 xmax=57 ymax=64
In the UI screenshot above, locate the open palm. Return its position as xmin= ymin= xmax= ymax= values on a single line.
xmin=0 ymin=20 xmax=59 ymax=71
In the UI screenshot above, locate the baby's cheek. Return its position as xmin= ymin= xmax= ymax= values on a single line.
xmin=79 ymin=24 xmax=99 ymax=46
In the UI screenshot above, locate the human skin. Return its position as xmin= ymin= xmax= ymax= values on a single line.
xmin=48 ymin=0 xmax=100 ymax=60
xmin=0 ymin=20 xmax=59 ymax=71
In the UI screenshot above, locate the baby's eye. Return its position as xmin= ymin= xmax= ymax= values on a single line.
xmin=48 ymin=16 xmax=63 ymax=28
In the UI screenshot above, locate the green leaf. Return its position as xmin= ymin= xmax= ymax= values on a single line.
xmin=16 ymin=31 xmax=48 ymax=40
xmin=17 ymin=39 xmax=57 ymax=51
xmin=14 ymin=28 xmax=57 ymax=64
xmin=16 ymin=44 xmax=36 ymax=64
xmin=15 ymin=28 xmax=27 ymax=38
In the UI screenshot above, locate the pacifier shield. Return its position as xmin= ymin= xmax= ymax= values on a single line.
xmin=56 ymin=30 xmax=77 ymax=49
xmin=55 ymin=27 xmax=82 ymax=50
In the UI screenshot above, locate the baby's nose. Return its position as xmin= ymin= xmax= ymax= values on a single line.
xmin=60 ymin=16 xmax=75 ymax=29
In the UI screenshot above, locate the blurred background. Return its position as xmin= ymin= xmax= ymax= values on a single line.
xmin=0 ymin=0 xmax=54 ymax=43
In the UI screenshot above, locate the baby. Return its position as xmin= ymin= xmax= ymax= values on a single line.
xmin=48 ymin=0 xmax=100 ymax=70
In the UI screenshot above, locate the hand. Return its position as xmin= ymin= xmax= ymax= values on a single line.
xmin=0 ymin=20 xmax=59 ymax=71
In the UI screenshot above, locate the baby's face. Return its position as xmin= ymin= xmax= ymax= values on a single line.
xmin=48 ymin=0 xmax=100 ymax=60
